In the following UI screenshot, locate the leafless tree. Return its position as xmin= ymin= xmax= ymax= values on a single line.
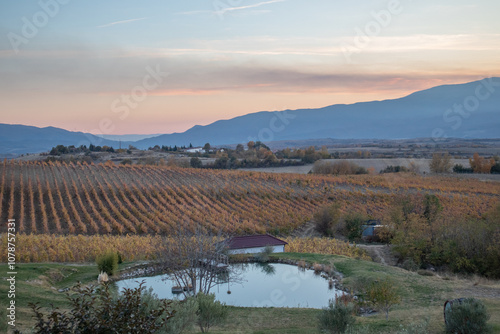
xmin=161 ymin=226 xmax=232 ymax=296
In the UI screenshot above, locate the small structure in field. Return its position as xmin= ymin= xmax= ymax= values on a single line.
xmin=361 ymin=220 xmax=383 ymax=242
xmin=226 ymin=234 xmax=288 ymax=254
xmin=186 ymin=147 xmax=204 ymax=153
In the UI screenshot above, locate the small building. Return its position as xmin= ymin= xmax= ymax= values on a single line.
xmin=361 ymin=220 xmax=383 ymax=242
xmin=226 ymin=234 xmax=288 ymax=255
xmin=186 ymin=147 xmax=204 ymax=153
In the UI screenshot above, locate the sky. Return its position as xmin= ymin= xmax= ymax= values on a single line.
xmin=1 ymin=0 xmax=499 ymax=135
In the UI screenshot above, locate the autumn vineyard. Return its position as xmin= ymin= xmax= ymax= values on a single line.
xmin=0 ymin=160 xmax=498 ymax=262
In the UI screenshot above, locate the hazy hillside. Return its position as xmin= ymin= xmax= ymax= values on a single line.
xmin=1 ymin=78 xmax=499 ymax=156
xmin=135 ymin=77 xmax=500 ymax=148
xmin=0 ymin=124 xmax=127 ymax=157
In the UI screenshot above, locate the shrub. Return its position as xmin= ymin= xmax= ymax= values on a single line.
xmin=429 ymin=152 xmax=452 ymax=173
xmin=453 ymin=164 xmax=473 ymax=173
xmin=190 ymin=157 xmax=203 ymax=168
xmin=196 ymin=292 xmax=228 ymax=333
xmin=401 ymin=258 xmax=419 ymax=272
xmin=256 ymin=245 xmax=274 ymax=263
xmin=380 ymin=165 xmax=409 ymax=174
xmin=343 ymin=213 xmax=366 ymax=242
xmin=318 ymin=296 xmax=356 ymax=334
xmin=445 ymin=298 xmax=491 ymax=334
xmin=314 ymin=203 xmax=341 ymax=237
xmin=366 ymin=278 xmax=401 ymax=320
xmin=312 ymin=160 xmax=368 ymax=175
xmin=24 ymin=282 xmax=174 ymax=334
xmin=313 ymin=263 xmax=323 ymax=273
xmin=96 ymin=251 xmax=118 ymax=276
xmin=165 ymin=297 xmax=199 ymax=334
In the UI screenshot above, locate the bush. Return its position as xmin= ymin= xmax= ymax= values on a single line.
xmin=401 ymin=258 xmax=419 ymax=272
xmin=165 ymin=297 xmax=199 ymax=334
xmin=445 ymin=298 xmax=491 ymax=334
xmin=256 ymin=244 xmax=274 ymax=263
xmin=23 ymin=282 xmax=174 ymax=334
xmin=318 ymin=297 xmax=356 ymax=334
xmin=96 ymin=251 xmax=119 ymax=276
xmin=366 ymin=278 xmax=401 ymax=320
xmin=312 ymin=160 xmax=368 ymax=175
xmin=380 ymin=165 xmax=409 ymax=174
xmin=453 ymin=164 xmax=473 ymax=173
xmin=196 ymin=292 xmax=228 ymax=333
xmin=190 ymin=157 xmax=203 ymax=168
xmin=314 ymin=203 xmax=341 ymax=237
xmin=343 ymin=213 xmax=366 ymax=242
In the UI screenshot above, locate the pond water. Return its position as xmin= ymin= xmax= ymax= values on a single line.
xmin=116 ymin=263 xmax=340 ymax=309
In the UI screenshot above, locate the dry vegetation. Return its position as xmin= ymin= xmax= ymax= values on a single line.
xmin=0 ymin=234 xmax=368 ymax=263
xmin=0 ymin=160 xmax=498 ymax=237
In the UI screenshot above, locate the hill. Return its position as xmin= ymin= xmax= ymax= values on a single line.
xmin=2 ymin=78 xmax=499 ymax=156
xmin=134 ymin=77 xmax=500 ymax=147
xmin=0 ymin=160 xmax=497 ymax=236
xmin=0 ymin=124 xmax=128 ymax=157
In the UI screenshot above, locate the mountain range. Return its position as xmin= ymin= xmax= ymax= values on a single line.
xmin=1 ymin=77 xmax=499 ymax=156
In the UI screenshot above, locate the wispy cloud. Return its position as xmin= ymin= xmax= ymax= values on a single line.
xmin=98 ymin=17 xmax=147 ymax=28
xmin=214 ymin=0 xmax=286 ymax=15
xmin=178 ymin=0 xmax=285 ymax=16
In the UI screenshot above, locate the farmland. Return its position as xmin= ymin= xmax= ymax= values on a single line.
xmin=0 ymin=160 xmax=498 ymax=238
xmin=1 ymin=159 xmax=499 ymax=333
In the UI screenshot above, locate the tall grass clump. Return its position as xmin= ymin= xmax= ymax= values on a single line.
xmin=318 ymin=296 xmax=355 ymax=334
xmin=96 ymin=251 xmax=119 ymax=276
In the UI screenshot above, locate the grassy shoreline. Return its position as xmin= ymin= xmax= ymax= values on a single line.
xmin=1 ymin=254 xmax=499 ymax=333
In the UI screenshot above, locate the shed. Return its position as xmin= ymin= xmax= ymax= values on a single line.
xmin=361 ymin=220 xmax=383 ymax=241
xmin=226 ymin=234 xmax=288 ymax=254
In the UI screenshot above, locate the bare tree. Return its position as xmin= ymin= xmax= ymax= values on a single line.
xmin=161 ymin=226 xmax=230 ymax=296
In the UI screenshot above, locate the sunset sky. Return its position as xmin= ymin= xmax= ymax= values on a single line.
xmin=1 ymin=0 xmax=499 ymax=135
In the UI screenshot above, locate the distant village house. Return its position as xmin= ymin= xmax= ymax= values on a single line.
xmin=186 ymin=147 xmax=204 ymax=153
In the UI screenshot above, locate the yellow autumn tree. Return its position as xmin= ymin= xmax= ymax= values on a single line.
xmin=469 ymin=153 xmax=495 ymax=173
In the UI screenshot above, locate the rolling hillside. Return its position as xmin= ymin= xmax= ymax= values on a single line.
xmin=0 ymin=160 xmax=497 ymax=236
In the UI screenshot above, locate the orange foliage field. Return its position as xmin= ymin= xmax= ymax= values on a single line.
xmin=0 ymin=234 xmax=369 ymax=263
xmin=1 ymin=160 xmax=498 ymax=236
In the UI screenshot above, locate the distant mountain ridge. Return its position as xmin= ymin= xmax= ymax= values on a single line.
xmin=0 ymin=124 xmax=127 ymax=157
xmin=134 ymin=77 xmax=500 ymax=148
xmin=1 ymin=77 xmax=499 ymax=156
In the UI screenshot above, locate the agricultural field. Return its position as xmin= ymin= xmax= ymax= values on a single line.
xmin=0 ymin=160 xmax=498 ymax=237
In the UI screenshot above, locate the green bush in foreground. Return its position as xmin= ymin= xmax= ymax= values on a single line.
xmin=445 ymin=298 xmax=491 ymax=334
xmin=20 ymin=282 xmax=174 ymax=334
xmin=196 ymin=292 xmax=228 ymax=333
xmin=318 ymin=297 xmax=355 ymax=334
xmin=96 ymin=251 xmax=118 ymax=276
xmin=166 ymin=297 xmax=199 ymax=334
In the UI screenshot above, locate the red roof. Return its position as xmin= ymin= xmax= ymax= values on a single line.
xmin=227 ymin=234 xmax=288 ymax=250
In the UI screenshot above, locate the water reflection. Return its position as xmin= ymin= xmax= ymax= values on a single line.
xmin=255 ymin=262 xmax=276 ymax=276
xmin=116 ymin=263 xmax=339 ymax=309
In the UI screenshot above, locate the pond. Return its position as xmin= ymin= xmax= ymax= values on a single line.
xmin=116 ymin=263 xmax=340 ymax=309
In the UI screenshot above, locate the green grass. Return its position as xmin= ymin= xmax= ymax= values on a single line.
xmin=1 ymin=256 xmax=499 ymax=334
xmin=0 ymin=262 xmax=99 ymax=331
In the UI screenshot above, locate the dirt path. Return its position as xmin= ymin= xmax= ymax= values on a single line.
xmin=355 ymin=244 xmax=398 ymax=266
xmin=291 ymin=222 xmax=398 ymax=266
xmin=289 ymin=221 xmax=322 ymax=238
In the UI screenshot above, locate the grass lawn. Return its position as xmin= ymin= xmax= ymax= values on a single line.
xmin=1 ymin=255 xmax=499 ymax=333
